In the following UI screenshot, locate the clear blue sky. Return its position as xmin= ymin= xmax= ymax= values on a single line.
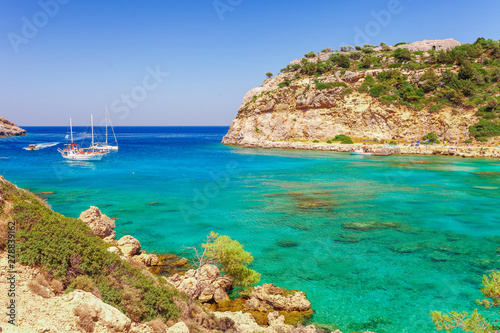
xmin=1 ymin=0 xmax=499 ymax=126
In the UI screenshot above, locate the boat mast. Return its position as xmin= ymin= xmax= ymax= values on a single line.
xmin=105 ymin=106 xmax=108 ymax=145
xmin=91 ymin=114 xmax=94 ymax=152
xmin=70 ymin=118 xmax=74 ymax=143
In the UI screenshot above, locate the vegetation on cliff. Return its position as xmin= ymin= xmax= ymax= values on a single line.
xmin=0 ymin=179 xmax=180 ymax=323
xmin=256 ymin=38 xmax=500 ymax=142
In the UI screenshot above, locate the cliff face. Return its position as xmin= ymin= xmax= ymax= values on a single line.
xmin=0 ymin=117 xmax=26 ymax=137
xmin=222 ymin=79 xmax=476 ymax=146
xmin=222 ymin=38 xmax=498 ymax=147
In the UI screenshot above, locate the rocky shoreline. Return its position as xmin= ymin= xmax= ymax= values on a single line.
xmin=0 ymin=117 xmax=26 ymax=137
xmin=222 ymin=140 xmax=500 ymax=159
xmin=1 ymin=180 xmax=375 ymax=333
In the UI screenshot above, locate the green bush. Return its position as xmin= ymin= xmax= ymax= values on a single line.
xmin=431 ymin=271 xmax=500 ymax=332
xmin=203 ymin=232 xmax=260 ymax=292
xmin=278 ymin=78 xmax=292 ymax=88
xmin=393 ymin=48 xmax=412 ymax=62
xmin=304 ymin=51 xmax=316 ymax=58
xmin=313 ymin=140 xmax=319 ymax=143
xmin=422 ymin=132 xmax=438 ymax=142
xmin=332 ymin=134 xmax=354 ymax=144
xmin=388 ymin=63 xmax=402 ymax=68
xmin=469 ymin=119 xmax=500 ymax=139
xmin=369 ymin=85 xmax=385 ymax=98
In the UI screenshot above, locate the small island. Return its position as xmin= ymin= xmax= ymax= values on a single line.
xmin=0 ymin=117 xmax=26 ymax=137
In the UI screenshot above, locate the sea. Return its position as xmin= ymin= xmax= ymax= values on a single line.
xmin=1 ymin=126 xmax=500 ymax=333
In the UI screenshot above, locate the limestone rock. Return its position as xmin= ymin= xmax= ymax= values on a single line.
xmin=167 ymin=264 xmax=233 ymax=303
xmin=0 ymin=117 xmax=26 ymax=137
xmin=107 ymin=246 xmax=121 ymax=256
xmin=68 ymin=290 xmax=131 ymax=332
xmin=79 ymin=206 xmax=116 ymax=239
xmin=398 ymin=38 xmax=461 ymax=52
xmin=166 ymin=321 xmax=190 ymax=333
xmin=134 ymin=252 xmax=160 ymax=267
xmin=248 ymin=284 xmax=311 ymax=312
xmin=117 ymin=235 xmax=141 ymax=257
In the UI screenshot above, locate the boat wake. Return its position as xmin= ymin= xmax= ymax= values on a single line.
xmin=23 ymin=142 xmax=60 ymax=150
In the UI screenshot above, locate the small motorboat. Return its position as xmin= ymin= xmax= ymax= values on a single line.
xmin=28 ymin=144 xmax=37 ymax=150
xmin=350 ymin=148 xmax=373 ymax=156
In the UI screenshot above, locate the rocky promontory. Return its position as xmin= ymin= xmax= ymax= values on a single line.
xmin=223 ymin=38 xmax=500 ymax=149
xmin=0 ymin=117 xmax=26 ymax=137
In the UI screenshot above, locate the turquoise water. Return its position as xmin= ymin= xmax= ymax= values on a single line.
xmin=1 ymin=127 xmax=500 ymax=332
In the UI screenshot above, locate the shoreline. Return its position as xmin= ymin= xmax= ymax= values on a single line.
xmin=224 ymin=141 xmax=500 ymax=159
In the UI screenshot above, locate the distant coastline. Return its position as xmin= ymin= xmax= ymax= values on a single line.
xmin=0 ymin=117 xmax=26 ymax=137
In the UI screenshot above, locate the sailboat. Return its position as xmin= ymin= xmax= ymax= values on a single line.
xmin=91 ymin=106 xmax=118 ymax=151
xmin=58 ymin=116 xmax=106 ymax=161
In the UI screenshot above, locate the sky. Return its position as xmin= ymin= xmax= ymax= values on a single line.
xmin=1 ymin=0 xmax=499 ymax=126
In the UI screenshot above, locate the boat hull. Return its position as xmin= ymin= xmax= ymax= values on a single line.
xmin=350 ymin=151 xmax=373 ymax=156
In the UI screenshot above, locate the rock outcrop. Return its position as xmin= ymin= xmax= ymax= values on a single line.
xmin=244 ymin=283 xmax=311 ymax=312
xmin=0 ymin=117 xmax=26 ymax=137
xmin=213 ymin=311 xmax=318 ymax=333
xmin=167 ymin=264 xmax=233 ymax=303
xmin=117 ymin=235 xmax=141 ymax=257
xmin=79 ymin=206 xmax=116 ymax=240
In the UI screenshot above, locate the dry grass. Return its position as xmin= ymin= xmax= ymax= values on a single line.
xmin=27 ymin=274 xmax=53 ymax=298
xmin=74 ymin=304 xmax=97 ymax=333
xmin=146 ymin=318 xmax=167 ymax=333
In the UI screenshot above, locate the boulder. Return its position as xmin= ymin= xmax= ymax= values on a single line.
xmin=117 ymin=235 xmax=141 ymax=257
xmin=247 ymin=284 xmax=311 ymax=312
xmin=79 ymin=206 xmax=116 ymax=239
xmin=134 ymin=252 xmax=160 ymax=267
xmin=166 ymin=321 xmax=190 ymax=333
xmin=167 ymin=264 xmax=233 ymax=303
xmin=107 ymin=246 xmax=121 ymax=256
xmin=66 ymin=290 xmax=131 ymax=333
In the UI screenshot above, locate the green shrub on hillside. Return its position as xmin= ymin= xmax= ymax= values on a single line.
xmin=332 ymin=134 xmax=353 ymax=144
xmin=422 ymin=132 xmax=438 ymax=142
xmin=469 ymin=119 xmax=500 ymax=139
xmin=0 ymin=180 xmax=179 ymax=323
xmin=393 ymin=48 xmax=412 ymax=62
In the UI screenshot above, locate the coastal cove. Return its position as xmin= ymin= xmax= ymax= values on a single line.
xmin=1 ymin=126 xmax=500 ymax=332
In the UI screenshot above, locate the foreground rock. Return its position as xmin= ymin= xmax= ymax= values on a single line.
xmin=0 ymin=117 xmax=26 ymax=137
xmin=167 ymin=264 xmax=233 ymax=303
xmin=79 ymin=205 xmax=116 ymax=240
xmin=244 ymin=283 xmax=311 ymax=312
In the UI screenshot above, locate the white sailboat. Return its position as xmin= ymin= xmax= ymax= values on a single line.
xmin=58 ymin=116 xmax=106 ymax=161
xmin=92 ymin=106 xmax=118 ymax=151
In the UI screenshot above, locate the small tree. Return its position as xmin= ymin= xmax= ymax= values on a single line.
xmin=338 ymin=54 xmax=350 ymax=69
xmin=431 ymin=271 xmax=500 ymax=332
xmin=304 ymin=51 xmax=316 ymax=58
xmin=422 ymin=132 xmax=438 ymax=142
xmin=394 ymin=48 xmax=412 ymax=62
xmin=266 ymin=72 xmax=273 ymax=79
xmin=340 ymin=46 xmax=347 ymax=52
xmin=202 ymin=232 xmax=260 ymax=292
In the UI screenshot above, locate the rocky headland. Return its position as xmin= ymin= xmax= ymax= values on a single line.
xmin=0 ymin=117 xmax=26 ymax=137
xmin=0 ymin=177 xmax=375 ymax=333
xmin=222 ymin=38 xmax=500 ymax=157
